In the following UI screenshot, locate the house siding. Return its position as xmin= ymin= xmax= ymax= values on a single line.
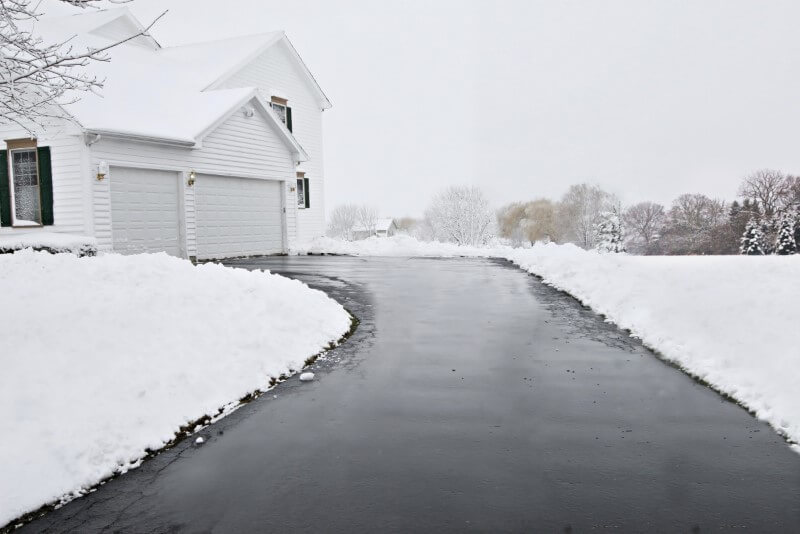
xmin=89 ymin=105 xmax=297 ymax=252
xmin=0 ymin=119 xmax=88 ymax=236
xmin=219 ymin=40 xmax=327 ymax=243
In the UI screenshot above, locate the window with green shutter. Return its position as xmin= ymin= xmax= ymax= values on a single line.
xmin=296 ymin=172 xmax=310 ymax=209
xmin=1 ymin=141 xmax=54 ymax=227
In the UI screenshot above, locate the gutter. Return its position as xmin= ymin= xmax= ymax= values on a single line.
xmin=85 ymin=129 xmax=196 ymax=148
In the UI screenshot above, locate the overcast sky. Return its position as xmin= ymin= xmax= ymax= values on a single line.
xmin=54 ymin=0 xmax=800 ymax=217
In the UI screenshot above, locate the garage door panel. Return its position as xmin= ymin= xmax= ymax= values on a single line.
xmin=111 ymin=167 xmax=181 ymax=256
xmin=195 ymin=175 xmax=283 ymax=260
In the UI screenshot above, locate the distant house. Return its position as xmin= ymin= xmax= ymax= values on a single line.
xmin=0 ymin=8 xmax=331 ymax=260
xmin=352 ymin=218 xmax=397 ymax=240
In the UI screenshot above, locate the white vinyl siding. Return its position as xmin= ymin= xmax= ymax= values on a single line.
xmin=110 ymin=167 xmax=181 ymax=256
xmin=195 ymin=175 xmax=284 ymax=260
xmin=0 ymin=118 xmax=87 ymax=237
xmin=90 ymin=106 xmax=296 ymax=252
xmin=219 ymin=40 xmax=326 ymax=243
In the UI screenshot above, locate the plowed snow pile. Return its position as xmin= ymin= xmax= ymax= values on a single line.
xmin=0 ymin=250 xmax=351 ymax=527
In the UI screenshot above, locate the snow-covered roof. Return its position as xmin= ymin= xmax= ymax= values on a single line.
xmin=28 ymin=8 xmax=326 ymax=152
xmin=353 ymin=218 xmax=396 ymax=233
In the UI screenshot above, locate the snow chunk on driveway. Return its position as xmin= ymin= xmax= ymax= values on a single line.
xmin=299 ymin=372 xmax=315 ymax=381
xmin=0 ymin=250 xmax=351 ymax=528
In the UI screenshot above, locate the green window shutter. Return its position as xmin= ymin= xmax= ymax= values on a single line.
xmin=37 ymin=146 xmax=54 ymax=226
xmin=286 ymin=107 xmax=293 ymax=133
xmin=304 ymin=177 xmax=310 ymax=208
xmin=0 ymin=150 xmax=10 ymax=227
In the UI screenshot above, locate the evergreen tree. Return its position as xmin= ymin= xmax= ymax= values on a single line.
xmin=740 ymin=218 xmax=766 ymax=255
xmin=594 ymin=211 xmax=626 ymax=253
xmin=774 ymin=212 xmax=797 ymax=255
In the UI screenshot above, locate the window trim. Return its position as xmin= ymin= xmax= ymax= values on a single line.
xmin=6 ymin=139 xmax=42 ymax=228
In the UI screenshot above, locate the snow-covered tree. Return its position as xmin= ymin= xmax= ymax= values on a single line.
xmin=0 ymin=0 xmax=164 ymax=131
xmin=556 ymin=183 xmax=616 ymax=249
xmin=594 ymin=211 xmax=625 ymax=253
xmin=424 ymin=186 xmax=492 ymax=246
xmin=327 ymin=204 xmax=360 ymax=240
xmin=740 ymin=218 xmax=766 ymax=255
xmin=774 ymin=212 xmax=797 ymax=255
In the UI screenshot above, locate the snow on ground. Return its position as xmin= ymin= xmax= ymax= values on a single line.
xmin=0 ymin=231 xmax=97 ymax=256
xmin=0 ymin=251 xmax=351 ymax=528
xmin=291 ymin=235 xmax=490 ymax=257
xmin=296 ymin=236 xmax=800 ymax=448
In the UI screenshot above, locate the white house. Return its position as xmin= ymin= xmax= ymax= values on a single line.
xmin=352 ymin=218 xmax=397 ymax=240
xmin=0 ymin=8 xmax=330 ymax=260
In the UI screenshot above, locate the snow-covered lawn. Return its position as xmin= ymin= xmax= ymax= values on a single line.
xmin=295 ymin=236 xmax=800 ymax=451
xmin=0 ymin=251 xmax=351 ymax=528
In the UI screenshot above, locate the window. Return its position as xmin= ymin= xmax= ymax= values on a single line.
xmin=270 ymin=96 xmax=293 ymax=132
xmin=296 ymin=172 xmax=310 ymax=209
xmin=0 ymin=141 xmax=53 ymax=228
xmin=10 ymin=146 xmax=41 ymax=226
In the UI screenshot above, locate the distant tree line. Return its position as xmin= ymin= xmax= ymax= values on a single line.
xmin=329 ymin=169 xmax=799 ymax=255
xmin=495 ymin=169 xmax=799 ymax=255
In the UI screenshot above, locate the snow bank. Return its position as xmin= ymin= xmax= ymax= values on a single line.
xmin=0 ymin=251 xmax=351 ymax=527
xmin=0 ymin=231 xmax=97 ymax=256
xmin=297 ymin=236 xmax=800 ymax=448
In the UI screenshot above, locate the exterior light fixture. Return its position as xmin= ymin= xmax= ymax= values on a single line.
xmin=96 ymin=161 xmax=109 ymax=181
xmin=187 ymin=170 xmax=196 ymax=187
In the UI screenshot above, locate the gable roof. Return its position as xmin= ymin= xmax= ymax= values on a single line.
xmin=30 ymin=8 xmax=325 ymax=154
xmin=159 ymin=32 xmax=332 ymax=110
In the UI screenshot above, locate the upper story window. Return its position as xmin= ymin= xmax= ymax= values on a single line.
xmin=269 ymin=96 xmax=293 ymax=133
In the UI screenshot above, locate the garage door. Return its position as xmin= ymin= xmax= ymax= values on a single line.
xmin=195 ymin=175 xmax=284 ymax=259
xmin=110 ymin=167 xmax=181 ymax=256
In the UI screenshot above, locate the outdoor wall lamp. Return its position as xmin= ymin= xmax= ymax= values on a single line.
xmin=187 ymin=170 xmax=196 ymax=187
xmin=96 ymin=161 xmax=109 ymax=181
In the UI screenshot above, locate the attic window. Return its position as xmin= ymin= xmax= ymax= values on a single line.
xmin=270 ymin=96 xmax=293 ymax=132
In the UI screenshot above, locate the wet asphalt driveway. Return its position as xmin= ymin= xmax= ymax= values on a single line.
xmin=20 ymin=256 xmax=800 ymax=532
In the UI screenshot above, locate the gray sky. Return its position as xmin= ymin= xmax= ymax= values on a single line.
xmin=57 ymin=0 xmax=800 ymax=217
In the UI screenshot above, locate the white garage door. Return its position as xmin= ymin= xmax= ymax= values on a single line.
xmin=195 ymin=175 xmax=284 ymax=259
xmin=110 ymin=167 xmax=181 ymax=256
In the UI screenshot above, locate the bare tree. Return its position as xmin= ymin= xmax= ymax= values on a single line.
xmin=738 ymin=169 xmax=790 ymax=219
xmin=425 ymin=186 xmax=492 ymax=246
xmin=0 ymin=0 xmax=165 ymax=132
xmin=521 ymin=198 xmax=558 ymax=243
xmin=623 ymin=201 xmax=665 ymax=252
xmin=660 ymin=194 xmax=728 ymax=254
xmin=356 ymin=205 xmax=379 ymax=237
xmin=327 ymin=204 xmax=360 ymax=240
xmin=556 ymin=184 xmax=614 ymax=249
xmin=394 ymin=216 xmax=420 ymax=235
xmin=496 ymin=202 xmax=527 ymax=243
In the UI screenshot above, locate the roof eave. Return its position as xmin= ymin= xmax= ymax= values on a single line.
xmin=84 ymin=128 xmax=196 ymax=148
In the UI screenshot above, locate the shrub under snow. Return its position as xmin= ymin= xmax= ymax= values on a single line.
xmin=0 ymin=232 xmax=97 ymax=256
